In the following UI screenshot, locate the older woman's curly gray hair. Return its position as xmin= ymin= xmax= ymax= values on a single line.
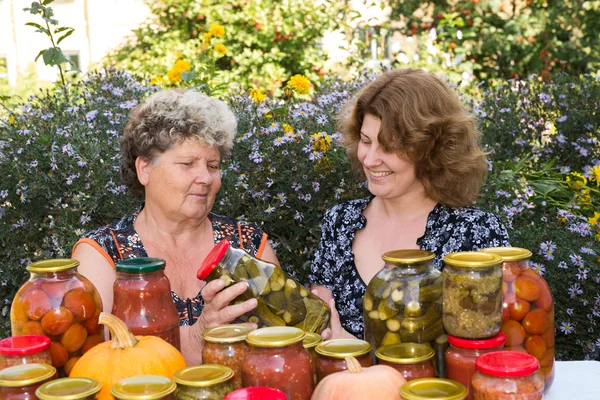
xmin=120 ymin=89 xmax=237 ymax=197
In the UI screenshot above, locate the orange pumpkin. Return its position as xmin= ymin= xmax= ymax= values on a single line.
xmin=311 ymin=356 xmax=406 ymax=400
xmin=69 ymin=313 xmax=186 ymax=400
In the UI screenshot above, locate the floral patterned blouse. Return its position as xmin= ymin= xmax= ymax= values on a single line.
xmin=74 ymin=212 xmax=268 ymax=326
xmin=308 ymin=196 xmax=510 ymax=339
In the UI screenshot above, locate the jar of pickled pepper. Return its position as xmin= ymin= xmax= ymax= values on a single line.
xmin=0 ymin=335 xmax=52 ymax=370
xmin=480 ymin=247 xmax=555 ymax=392
xmin=174 ymin=365 xmax=235 ymax=400
xmin=10 ymin=259 xmax=104 ymax=376
xmin=442 ymin=252 xmax=503 ymax=339
xmin=314 ymin=339 xmax=373 ymax=382
xmin=0 ymin=363 xmax=57 ymax=399
xmin=364 ymin=250 xmax=443 ymax=351
xmin=113 ymin=258 xmax=181 ymax=351
xmin=36 ymin=377 xmax=101 ymax=400
xmin=198 ymin=240 xmax=330 ymax=333
xmin=375 ymin=343 xmax=435 ymax=381
xmin=112 ymin=375 xmax=176 ymax=400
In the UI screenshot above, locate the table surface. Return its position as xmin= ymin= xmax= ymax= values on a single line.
xmin=545 ymin=360 xmax=600 ymax=399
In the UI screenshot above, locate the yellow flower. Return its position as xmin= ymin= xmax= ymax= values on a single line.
xmin=311 ymin=132 xmax=331 ymax=153
xmin=592 ymin=165 xmax=600 ymax=186
xmin=283 ymin=123 xmax=294 ymax=134
xmin=203 ymin=32 xmax=212 ymax=42
xmin=8 ymin=115 xmax=15 ymax=125
xmin=589 ymin=212 xmax=600 ymax=227
xmin=214 ymin=44 xmax=227 ymax=56
xmin=167 ymin=68 xmax=182 ymax=84
xmin=566 ymin=172 xmax=587 ymax=190
xmin=209 ymin=24 xmax=225 ymax=38
xmin=150 ymin=76 xmax=165 ymax=85
xmin=249 ymin=88 xmax=266 ymax=103
xmin=287 ymin=74 xmax=311 ymax=95
xmin=173 ymin=59 xmax=191 ymax=73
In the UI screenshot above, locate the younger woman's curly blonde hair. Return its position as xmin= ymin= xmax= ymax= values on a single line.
xmin=120 ymin=89 xmax=237 ymax=197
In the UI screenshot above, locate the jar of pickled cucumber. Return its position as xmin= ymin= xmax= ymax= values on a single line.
xmin=442 ymin=252 xmax=503 ymax=339
xmin=198 ymin=240 xmax=330 ymax=333
xmin=314 ymin=339 xmax=372 ymax=382
xmin=480 ymin=247 xmax=555 ymax=392
xmin=10 ymin=259 xmax=104 ymax=376
xmin=363 ymin=250 xmax=443 ymax=351
xmin=36 ymin=377 xmax=101 ymax=399
xmin=173 ymin=365 xmax=235 ymax=400
xmin=112 ymin=375 xmax=176 ymax=400
xmin=375 ymin=343 xmax=435 ymax=381
xmin=0 ymin=363 xmax=57 ymax=400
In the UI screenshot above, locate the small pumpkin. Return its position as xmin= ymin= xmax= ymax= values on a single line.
xmin=311 ymin=356 xmax=406 ymax=400
xmin=69 ymin=312 xmax=186 ymax=400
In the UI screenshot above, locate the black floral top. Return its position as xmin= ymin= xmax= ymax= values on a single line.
xmin=308 ymin=196 xmax=510 ymax=339
xmin=75 ymin=212 xmax=267 ymax=326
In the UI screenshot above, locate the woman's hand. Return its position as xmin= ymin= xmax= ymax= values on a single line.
xmin=320 ymin=297 xmax=356 ymax=341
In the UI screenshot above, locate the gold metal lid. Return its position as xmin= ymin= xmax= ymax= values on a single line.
xmin=443 ymin=252 xmax=503 ymax=268
xmin=480 ymin=247 xmax=532 ymax=261
xmin=202 ymin=324 xmax=255 ymax=343
xmin=26 ymin=259 xmax=80 ymax=273
xmin=382 ymin=250 xmax=435 ymax=264
xmin=173 ymin=365 xmax=234 ymax=387
xmin=315 ymin=339 xmax=372 ymax=358
xmin=111 ymin=375 xmax=176 ymax=400
xmin=303 ymin=332 xmax=323 ymax=349
xmin=399 ymin=378 xmax=467 ymax=400
xmin=375 ymin=343 xmax=435 ymax=365
xmin=36 ymin=377 xmax=102 ymax=400
xmin=0 ymin=363 xmax=56 ymax=387
xmin=245 ymin=327 xmax=305 ymax=348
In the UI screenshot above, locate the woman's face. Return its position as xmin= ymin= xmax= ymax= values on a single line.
xmin=357 ymin=114 xmax=424 ymax=200
xmin=139 ymin=138 xmax=221 ymax=221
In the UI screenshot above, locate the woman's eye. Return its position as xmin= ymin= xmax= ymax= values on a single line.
xmin=209 ymin=165 xmax=220 ymax=170
xmin=179 ymin=162 xmax=192 ymax=166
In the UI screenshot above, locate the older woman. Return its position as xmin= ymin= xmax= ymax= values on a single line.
xmin=310 ymin=69 xmax=510 ymax=340
xmin=72 ymin=89 xmax=279 ymax=364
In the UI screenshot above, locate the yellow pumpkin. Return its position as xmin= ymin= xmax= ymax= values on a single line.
xmin=69 ymin=312 xmax=186 ymax=400
xmin=311 ymin=356 xmax=406 ymax=400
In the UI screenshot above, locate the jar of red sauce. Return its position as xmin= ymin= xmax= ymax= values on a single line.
xmin=480 ymin=247 xmax=555 ymax=392
xmin=0 ymin=363 xmax=57 ymax=399
xmin=314 ymin=338 xmax=373 ymax=382
xmin=113 ymin=258 xmax=181 ymax=350
xmin=445 ymin=332 xmax=506 ymax=400
xmin=36 ymin=377 xmax=101 ymax=399
xmin=375 ymin=343 xmax=435 ymax=381
xmin=303 ymin=332 xmax=322 ymax=385
xmin=202 ymin=324 xmax=254 ymax=389
xmin=399 ymin=378 xmax=467 ymax=400
xmin=242 ymin=327 xmax=313 ymax=400
xmin=224 ymin=387 xmax=286 ymax=400
xmin=471 ymin=351 xmax=544 ymax=399
xmin=0 ymin=335 xmax=52 ymax=370
xmin=112 ymin=375 xmax=176 ymax=400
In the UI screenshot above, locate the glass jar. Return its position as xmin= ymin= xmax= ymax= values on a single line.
xmin=113 ymin=258 xmax=181 ymax=350
xmin=375 ymin=343 xmax=435 ymax=381
xmin=202 ymin=324 xmax=254 ymax=389
xmin=223 ymin=387 xmax=286 ymax=400
xmin=314 ymin=339 xmax=372 ymax=382
xmin=242 ymin=327 xmax=313 ymax=400
xmin=472 ymin=351 xmax=544 ymax=399
xmin=174 ymin=365 xmax=235 ymax=400
xmin=0 ymin=335 xmax=52 ymax=370
xmin=442 ymin=252 xmax=503 ymax=339
xmin=445 ymin=332 xmax=506 ymax=400
xmin=303 ymin=332 xmax=322 ymax=385
xmin=112 ymin=375 xmax=176 ymax=400
xmin=10 ymin=259 xmax=104 ymax=376
xmin=36 ymin=377 xmax=101 ymax=399
xmin=198 ymin=240 xmax=330 ymax=333
xmin=364 ymin=250 xmax=443 ymax=352
xmin=399 ymin=378 xmax=467 ymax=400
xmin=480 ymin=247 xmax=555 ymax=392
xmin=0 ymin=363 xmax=57 ymax=399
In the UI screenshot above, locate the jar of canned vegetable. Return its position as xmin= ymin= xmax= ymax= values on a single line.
xmin=0 ymin=363 xmax=57 ymax=399
xmin=36 ymin=377 xmax=101 ymax=400
xmin=112 ymin=375 xmax=176 ymax=400
xmin=442 ymin=252 xmax=503 ymax=339
xmin=375 ymin=343 xmax=435 ymax=381
xmin=315 ymin=339 xmax=373 ymax=382
xmin=480 ymin=247 xmax=555 ymax=391
xmin=0 ymin=335 xmax=52 ymax=370
xmin=174 ymin=365 xmax=235 ymax=400
xmin=399 ymin=378 xmax=467 ymax=400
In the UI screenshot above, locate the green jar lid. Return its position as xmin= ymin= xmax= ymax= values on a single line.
xmin=173 ymin=365 xmax=234 ymax=387
xmin=202 ymin=324 xmax=255 ymax=343
xmin=0 ymin=363 xmax=56 ymax=387
xmin=111 ymin=375 xmax=176 ymax=400
xmin=27 ymin=259 xmax=79 ymax=273
xmin=399 ymin=378 xmax=467 ymax=400
xmin=382 ymin=250 xmax=435 ymax=264
xmin=480 ymin=247 xmax=532 ymax=261
xmin=115 ymin=258 xmax=165 ymax=273
xmin=246 ymin=327 xmax=305 ymax=348
xmin=376 ymin=343 xmax=435 ymax=365
xmin=315 ymin=339 xmax=372 ymax=358
xmin=303 ymin=332 xmax=323 ymax=349
xmin=443 ymin=252 xmax=503 ymax=268
xmin=36 ymin=377 xmax=101 ymax=400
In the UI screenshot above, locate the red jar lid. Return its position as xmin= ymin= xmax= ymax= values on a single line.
xmin=0 ymin=335 xmax=51 ymax=357
xmin=197 ymin=240 xmax=230 ymax=280
xmin=476 ymin=351 xmax=539 ymax=377
xmin=448 ymin=332 xmax=506 ymax=350
xmin=224 ymin=387 xmax=286 ymax=400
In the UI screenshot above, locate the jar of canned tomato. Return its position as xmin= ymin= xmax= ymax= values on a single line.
xmin=174 ymin=365 xmax=235 ymax=400
xmin=480 ymin=247 xmax=555 ymax=392
xmin=112 ymin=375 xmax=176 ymax=400
xmin=315 ymin=339 xmax=373 ymax=382
xmin=37 ymin=377 xmax=101 ymax=400
xmin=445 ymin=332 xmax=506 ymax=400
xmin=0 ymin=363 xmax=57 ymax=399
xmin=202 ymin=324 xmax=254 ymax=389
xmin=375 ymin=343 xmax=435 ymax=381
xmin=399 ymin=378 xmax=467 ymax=400
xmin=0 ymin=335 xmax=52 ymax=370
